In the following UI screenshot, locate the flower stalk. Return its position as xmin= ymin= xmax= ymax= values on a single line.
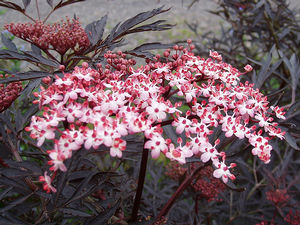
xmin=130 ymin=137 xmax=149 ymax=221
xmin=155 ymin=163 xmax=207 ymax=222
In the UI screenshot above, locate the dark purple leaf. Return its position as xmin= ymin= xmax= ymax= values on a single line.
xmin=127 ymin=20 xmax=174 ymax=34
xmin=0 ymin=168 xmax=33 ymax=178
xmin=0 ymin=71 xmax=51 ymax=84
xmin=20 ymin=78 xmax=42 ymax=99
xmin=224 ymin=180 xmax=246 ymax=192
xmin=65 ymin=171 xmax=99 ymax=204
xmin=31 ymin=44 xmax=42 ymax=55
xmin=0 ymin=49 xmax=59 ymax=67
xmin=59 ymin=208 xmax=92 ymax=217
xmin=0 ymin=215 xmax=27 ymax=225
xmin=0 ymin=187 xmax=13 ymax=201
xmin=284 ymin=132 xmax=300 ymax=150
xmin=4 ymin=160 xmax=42 ymax=174
xmin=116 ymin=7 xmax=170 ymax=36
xmin=128 ymin=42 xmax=173 ymax=52
xmin=0 ymin=1 xmax=25 ymax=12
xmin=85 ymin=15 xmax=107 ymax=46
xmin=128 ymin=220 xmax=155 ymax=225
xmin=0 ymin=192 xmax=34 ymax=213
xmin=126 ymin=42 xmax=173 ymax=59
xmin=87 ymin=199 xmax=120 ymax=225
xmin=104 ymin=22 xmax=121 ymax=43
xmin=22 ymin=0 xmax=31 ymax=9
xmin=46 ymin=0 xmax=53 ymax=7
xmin=53 ymin=0 xmax=86 ymax=11
xmin=1 ymin=33 xmax=17 ymax=52
xmin=17 ymin=104 xmax=38 ymax=132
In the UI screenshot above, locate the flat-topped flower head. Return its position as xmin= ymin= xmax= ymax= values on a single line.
xmin=26 ymin=42 xmax=286 ymax=192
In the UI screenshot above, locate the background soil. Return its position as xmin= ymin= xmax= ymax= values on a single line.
xmin=1 ymin=0 xmax=300 ymax=51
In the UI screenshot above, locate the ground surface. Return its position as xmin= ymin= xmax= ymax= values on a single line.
xmin=0 ymin=0 xmax=299 ymax=50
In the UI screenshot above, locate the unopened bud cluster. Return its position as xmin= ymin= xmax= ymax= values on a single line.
xmin=0 ymin=74 xmax=22 ymax=112
xmin=165 ymin=161 xmax=187 ymax=180
xmin=165 ymin=162 xmax=226 ymax=202
xmin=266 ymin=189 xmax=290 ymax=206
xmin=5 ymin=18 xmax=90 ymax=54
xmin=26 ymin=42 xmax=286 ymax=193
xmin=191 ymin=164 xmax=226 ymax=202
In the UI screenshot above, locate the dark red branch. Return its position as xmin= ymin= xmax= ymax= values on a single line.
xmin=130 ymin=137 xmax=149 ymax=221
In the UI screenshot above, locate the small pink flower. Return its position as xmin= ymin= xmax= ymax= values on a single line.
xmin=271 ymin=106 xmax=286 ymax=120
xmin=209 ymin=50 xmax=222 ymax=61
xmin=213 ymin=161 xmax=236 ymax=183
xmin=110 ymin=138 xmax=126 ymax=158
xmin=166 ymin=143 xmax=186 ymax=164
xmin=145 ymin=132 xmax=168 ymax=158
xmin=39 ymin=172 xmax=56 ymax=193
xmin=244 ymin=64 xmax=253 ymax=72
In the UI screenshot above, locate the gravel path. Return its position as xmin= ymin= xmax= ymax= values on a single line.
xmin=0 ymin=0 xmax=299 ymax=49
xmin=0 ymin=0 xmax=221 ymax=48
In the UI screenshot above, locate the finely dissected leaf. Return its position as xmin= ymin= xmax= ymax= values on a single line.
xmin=22 ymin=0 xmax=31 ymax=9
xmin=279 ymin=51 xmax=300 ymax=102
xmin=224 ymin=180 xmax=246 ymax=192
xmin=22 ymin=50 xmax=59 ymax=66
xmin=0 ymin=49 xmax=59 ymax=67
xmin=59 ymin=208 xmax=92 ymax=217
xmin=0 ymin=215 xmax=27 ymax=225
xmin=4 ymin=160 xmax=43 ymax=174
xmin=0 ymin=112 xmax=14 ymax=133
xmin=1 ymin=33 xmax=18 ymax=52
xmin=31 ymin=44 xmax=42 ymax=55
xmin=128 ymin=220 xmax=155 ymax=225
xmin=0 ymin=1 xmax=25 ymax=12
xmin=285 ymin=101 xmax=300 ymax=118
xmin=115 ymin=6 xmax=170 ymax=36
xmin=103 ymin=22 xmax=121 ymax=44
xmin=281 ymin=146 xmax=295 ymax=172
xmin=87 ymin=199 xmax=120 ymax=225
xmin=65 ymin=171 xmax=100 ymax=204
xmin=127 ymin=20 xmax=174 ymax=34
xmin=85 ymin=15 xmax=107 ymax=46
xmin=126 ymin=42 xmax=173 ymax=59
xmin=0 ymin=192 xmax=34 ymax=213
xmin=0 ymin=187 xmax=13 ymax=201
xmin=46 ymin=0 xmax=53 ymax=7
xmin=0 ymin=168 xmax=34 ymax=178
xmin=0 ymin=71 xmax=51 ymax=84
xmin=253 ymin=46 xmax=282 ymax=89
xmin=53 ymin=0 xmax=86 ymax=11
xmin=16 ymin=104 xmax=39 ymax=132
xmin=93 ymin=7 xmax=172 ymax=55
xmin=68 ymin=170 xmax=95 ymax=181
xmin=68 ymin=55 xmax=92 ymax=62
xmin=20 ymin=78 xmax=42 ymax=99
xmin=284 ymin=132 xmax=300 ymax=150
xmin=128 ymin=42 xmax=172 ymax=52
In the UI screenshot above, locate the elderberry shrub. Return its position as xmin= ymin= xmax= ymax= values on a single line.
xmin=187 ymin=0 xmax=300 ymax=224
xmin=0 ymin=1 xmax=298 ymax=224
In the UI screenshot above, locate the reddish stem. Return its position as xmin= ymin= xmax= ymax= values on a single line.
xmin=130 ymin=137 xmax=149 ymax=221
xmin=155 ymin=163 xmax=207 ymax=222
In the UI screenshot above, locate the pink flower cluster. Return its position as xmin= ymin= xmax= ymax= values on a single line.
xmin=26 ymin=43 xmax=286 ymax=192
xmin=5 ymin=18 xmax=90 ymax=54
